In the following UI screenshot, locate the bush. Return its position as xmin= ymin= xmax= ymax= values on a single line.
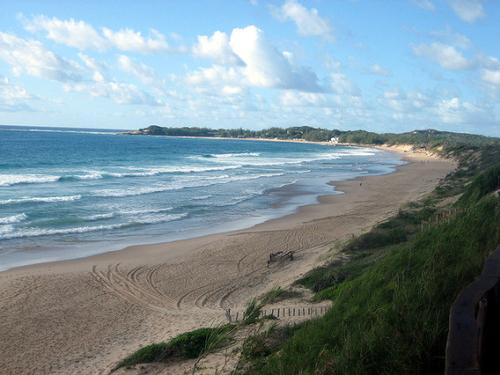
xmin=260 ymin=287 xmax=302 ymax=305
xmin=243 ymin=298 xmax=263 ymax=325
xmin=118 ymin=325 xmax=233 ymax=368
xmin=346 ymin=227 xmax=407 ymax=251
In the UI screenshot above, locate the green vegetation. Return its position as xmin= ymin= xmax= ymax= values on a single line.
xmin=117 ymin=325 xmax=233 ymax=368
xmin=237 ymin=143 xmax=500 ymax=373
xmin=260 ymin=286 xmax=302 ymax=305
xmin=132 ymin=126 xmax=499 ymax=152
xmin=238 ymin=324 xmax=298 ymax=371
xmin=134 ymin=125 xmax=342 ymax=141
xmin=242 ymin=298 xmax=264 ymax=325
xmin=121 ymin=128 xmax=500 ymax=373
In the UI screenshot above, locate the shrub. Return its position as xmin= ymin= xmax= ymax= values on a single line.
xmin=260 ymin=287 xmax=302 ymax=305
xmin=243 ymin=298 xmax=263 ymax=325
xmin=118 ymin=325 xmax=233 ymax=368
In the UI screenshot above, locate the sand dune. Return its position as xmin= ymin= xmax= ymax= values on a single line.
xmin=0 ymin=152 xmax=455 ymax=375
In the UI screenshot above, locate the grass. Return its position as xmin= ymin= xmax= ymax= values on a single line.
xmin=295 ymin=204 xmax=436 ymax=294
xmin=242 ymin=298 xmax=264 ymax=325
xmin=237 ymin=324 xmax=299 ymax=372
xmin=117 ymin=324 xmax=234 ymax=368
xmin=238 ymin=162 xmax=500 ymax=374
xmin=116 ymin=145 xmax=500 ymax=374
xmin=260 ymin=287 xmax=302 ymax=305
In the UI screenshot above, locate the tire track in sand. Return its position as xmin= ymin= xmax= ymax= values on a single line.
xmin=90 ymin=264 xmax=177 ymax=314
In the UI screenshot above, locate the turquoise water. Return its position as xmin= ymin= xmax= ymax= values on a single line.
xmin=0 ymin=125 xmax=404 ymax=270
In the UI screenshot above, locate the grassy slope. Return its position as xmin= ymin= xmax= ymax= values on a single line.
xmin=239 ymin=152 xmax=500 ymax=374
xmin=117 ymin=130 xmax=499 ymax=373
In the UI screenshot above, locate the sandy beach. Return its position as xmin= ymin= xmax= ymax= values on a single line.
xmin=0 ymin=150 xmax=455 ymax=375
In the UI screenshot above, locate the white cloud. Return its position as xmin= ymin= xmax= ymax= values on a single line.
xmin=379 ymin=88 xmax=495 ymax=129
xmin=186 ymin=65 xmax=244 ymax=96
xmin=412 ymin=42 xmax=471 ymax=70
xmin=478 ymin=56 xmax=500 ymax=87
xmin=229 ymin=25 xmax=321 ymax=91
xmin=0 ymin=76 xmax=33 ymax=109
xmin=0 ymin=76 xmax=35 ymax=112
xmin=448 ymin=0 xmax=485 ymax=23
xmin=222 ymin=86 xmax=243 ymax=95
xmin=275 ymin=0 xmax=333 ymax=39
xmin=429 ymin=27 xmax=471 ymax=49
xmin=24 ymin=15 xmax=106 ymax=50
xmin=187 ymin=65 xmax=240 ymax=86
xmin=330 ymin=72 xmax=360 ymax=96
xmin=58 ymin=54 xmax=163 ymax=105
xmin=66 ymin=80 xmax=161 ymax=106
xmin=382 ymin=89 xmax=430 ymax=115
xmin=412 ymin=0 xmax=435 ymax=11
xmin=118 ymin=55 xmax=156 ymax=84
xmin=102 ymin=28 xmax=168 ymax=53
xmin=435 ymin=96 xmax=482 ymax=123
xmin=280 ymin=91 xmax=331 ymax=107
xmin=370 ymin=64 xmax=390 ymax=76
xmin=192 ymin=31 xmax=241 ymax=64
xmin=481 ymin=69 xmax=500 ymax=86
xmin=0 ymin=76 xmax=31 ymax=100
xmin=190 ymin=26 xmax=321 ymax=92
xmin=24 ymin=15 xmax=170 ymax=53
xmin=0 ymin=32 xmax=82 ymax=82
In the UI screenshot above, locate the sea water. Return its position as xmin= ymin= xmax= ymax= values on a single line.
xmin=0 ymin=125 xmax=404 ymax=270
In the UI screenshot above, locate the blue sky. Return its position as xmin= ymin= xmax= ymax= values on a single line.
xmin=0 ymin=0 xmax=499 ymax=136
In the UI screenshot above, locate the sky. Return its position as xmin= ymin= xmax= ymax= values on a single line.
xmin=0 ymin=0 xmax=499 ymax=136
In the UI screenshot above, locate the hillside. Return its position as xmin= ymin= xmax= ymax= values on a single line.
xmin=235 ymin=140 xmax=500 ymax=374
xmin=129 ymin=125 xmax=498 ymax=148
xmin=117 ymin=128 xmax=500 ymax=373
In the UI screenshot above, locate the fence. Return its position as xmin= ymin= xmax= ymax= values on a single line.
xmin=225 ymin=304 xmax=330 ymax=323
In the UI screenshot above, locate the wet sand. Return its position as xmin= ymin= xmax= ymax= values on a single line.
xmin=0 ymin=150 xmax=455 ymax=375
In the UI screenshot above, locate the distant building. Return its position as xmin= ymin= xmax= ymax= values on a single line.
xmin=330 ymin=137 xmax=339 ymax=144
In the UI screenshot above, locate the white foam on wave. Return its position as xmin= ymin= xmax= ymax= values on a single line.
xmin=124 ymin=164 xmax=242 ymax=174
xmin=0 ymin=195 xmax=82 ymax=205
xmin=94 ymin=172 xmax=285 ymax=198
xmin=327 ymin=148 xmax=377 ymax=157
xmin=211 ymin=152 xmax=261 ymax=158
xmin=192 ymin=195 xmax=212 ymax=201
xmin=0 ymin=174 xmax=59 ymax=187
xmin=1 ymin=164 xmax=245 ymax=187
xmin=1 ymin=223 xmax=129 ymax=240
xmin=196 ymin=148 xmax=377 ymax=169
xmin=0 ymin=224 xmax=15 ymax=235
xmin=84 ymin=213 xmax=115 ymax=221
xmin=66 ymin=171 xmax=104 ymax=180
xmin=133 ymin=212 xmax=188 ymax=224
xmin=1 ymin=212 xmax=189 ymax=240
xmin=118 ymin=207 xmax=174 ymax=215
xmin=0 ymin=213 xmax=27 ymax=224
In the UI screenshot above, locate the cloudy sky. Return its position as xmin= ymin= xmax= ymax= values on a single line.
xmin=0 ymin=0 xmax=499 ymax=136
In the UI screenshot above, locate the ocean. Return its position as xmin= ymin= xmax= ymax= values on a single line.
xmin=0 ymin=125 xmax=404 ymax=270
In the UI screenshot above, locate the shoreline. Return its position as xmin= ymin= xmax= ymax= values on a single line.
xmin=124 ymin=133 xmax=445 ymax=159
xmin=0 ymin=149 xmax=456 ymax=375
xmin=0 ymin=143 xmax=396 ymax=274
